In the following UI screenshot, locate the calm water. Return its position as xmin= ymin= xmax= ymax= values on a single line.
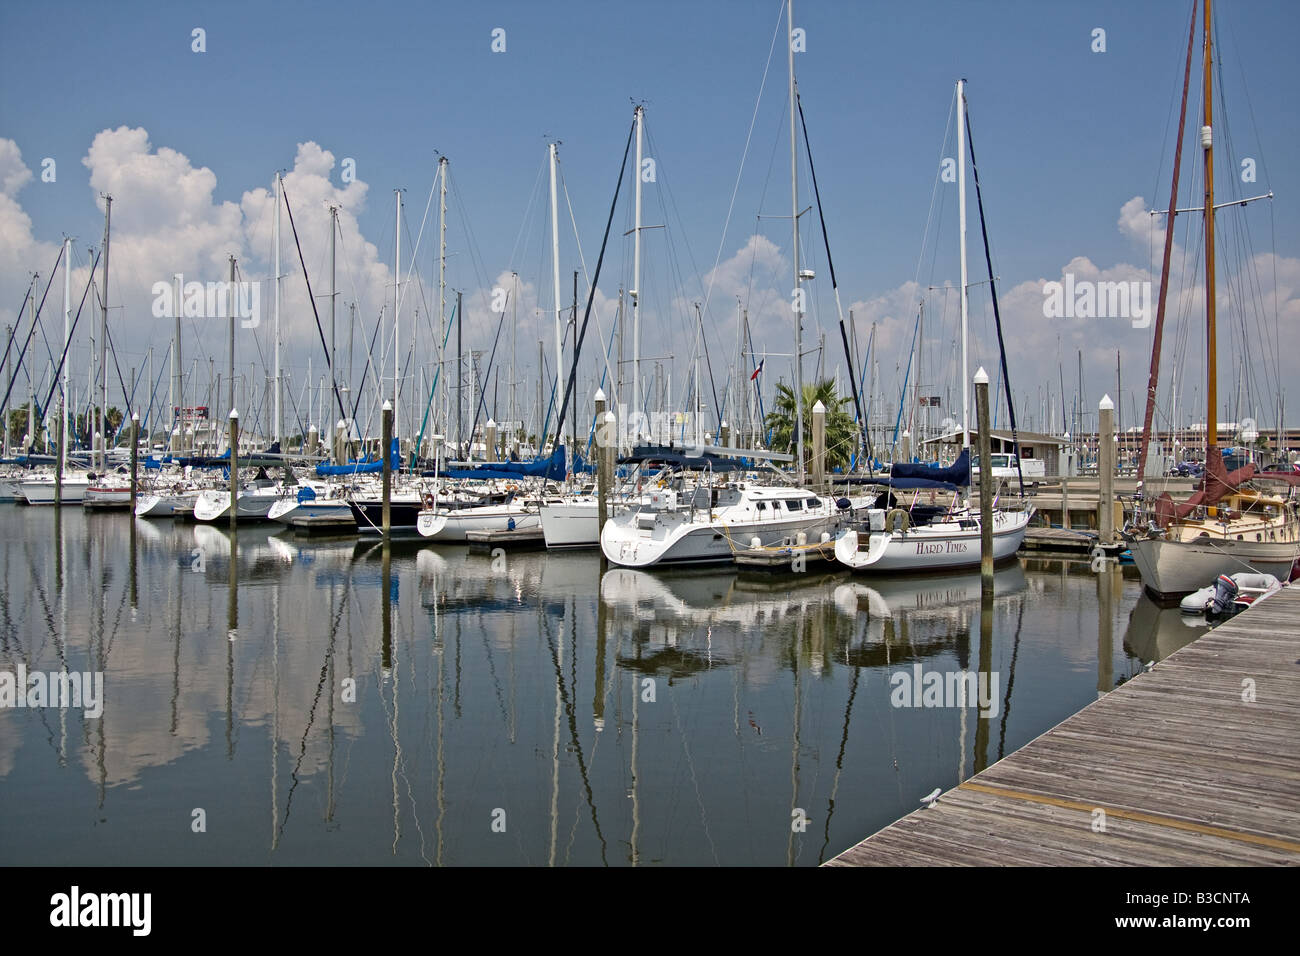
xmin=0 ymin=506 xmax=1205 ymax=866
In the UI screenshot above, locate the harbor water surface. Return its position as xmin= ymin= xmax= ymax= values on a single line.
xmin=0 ymin=506 xmax=1203 ymax=865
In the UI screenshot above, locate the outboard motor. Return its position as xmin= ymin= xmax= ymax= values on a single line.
xmin=1210 ymin=574 xmax=1239 ymax=616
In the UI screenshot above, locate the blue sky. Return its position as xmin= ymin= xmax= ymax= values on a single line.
xmin=2 ymin=0 xmax=1296 ymax=444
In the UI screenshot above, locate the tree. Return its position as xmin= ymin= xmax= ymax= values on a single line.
xmin=763 ymin=378 xmax=858 ymax=472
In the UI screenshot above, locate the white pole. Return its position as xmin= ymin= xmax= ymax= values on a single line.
xmin=394 ymin=188 xmax=401 ymax=455
xmin=633 ymin=105 xmax=644 ymax=441
xmin=438 ymin=158 xmax=448 ymax=440
xmin=789 ymin=0 xmax=804 ymax=484
xmin=274 ymin=173 xmax=282 ymax=444
xmin=62 ymin=237 xmax=71 ymax=475
xmin=549 ymin=142 xmax=563 ymax=463
xmin=958 ymin=79 xmax=970 ymax=451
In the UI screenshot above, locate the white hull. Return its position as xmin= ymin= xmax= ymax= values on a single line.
xmin=417 ymin=503 xmax=539 ymax=541
xmin=540 ymin=498 xmax=599 ymax=548
xmin=834 ymin=508 xmax=1032 ymax=573
xmin=135 ymin=491 xmax=199 ymax=517
xmin=83 ymin=486 xmax=132 ymax=508
xmin=19 ymin=477 xmax=90 ymax=504
xmin=602 ymin=508 xmax=846 ymax=568
xmin=267 ymin=497 xmax=352 ymax=524
xmin=193 ymin=488 xmax=279 ymax=522
xmin=1131 ymin=536 xmax=1298 ymax=599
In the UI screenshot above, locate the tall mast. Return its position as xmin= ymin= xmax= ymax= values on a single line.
xmin=632 ymin=105 xmax=644 ymax=441
xmin=99 ymin=196 xmax=111 ymax=470
xmin=789 ymin=0 xmax=805 ymax=482
xmin=1202 ymin=0 xmax=1218 ymax=457
xmin=228 ymin=254 xmax=236 ymax=437
xmin=273 ymin=173 xmax=282 ymax=442
xmin=957 ymin=78 xmax=970 ymax=451
xmin=438 ymin=157 xmax=448 ymax=439
xmin=62 ymin=236 xmax=71 ymax=474
xmin=549 ymin=142 xmax=563 ymax=462
xmin=393 ymin=188 xmax=402 ymax=457
xmin=329 ymin=204 xmax=338 ymax=394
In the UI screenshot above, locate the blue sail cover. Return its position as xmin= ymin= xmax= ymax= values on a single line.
xmin=880 ymin=449 xmax=971 ymax=489
xmin=437 ymin=444 xmax=571 ymax=482
xmin=315 ymin=439 xmax=398 ymax=476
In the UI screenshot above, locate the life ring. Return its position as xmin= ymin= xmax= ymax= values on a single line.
xmin=422 ymin=493 xmax=435 ymax=511
xmin=886 ymin=508 xmax=911 ymax=533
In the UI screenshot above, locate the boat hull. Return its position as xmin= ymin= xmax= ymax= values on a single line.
xmin=601 ymin=509 xmax=847 ymax=568
xmin=18 ymin=478 xmax=89 ymax=504
xmin=834 ymin=508 xmax=1032 ymax=573
xmin=417 ymin=504 xmax=539 ymax=541
xmin=1130 ymin=535 xmax=1299 ymax=600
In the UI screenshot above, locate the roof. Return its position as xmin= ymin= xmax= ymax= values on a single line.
xmin=920 ymin=428 xmax=1071 ymax=447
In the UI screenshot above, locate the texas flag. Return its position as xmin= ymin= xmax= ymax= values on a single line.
xmin=750 ymin=359 xmax=764 ymax=382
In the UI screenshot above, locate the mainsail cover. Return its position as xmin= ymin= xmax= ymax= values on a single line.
xmin=1153 ymin=451 xmax=1256 ymax=528
xmin=882 ymin=449 xmax=971 ymax=489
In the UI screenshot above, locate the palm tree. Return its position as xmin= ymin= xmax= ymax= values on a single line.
xmin=763 ymin=378 xmax=858 ymax=472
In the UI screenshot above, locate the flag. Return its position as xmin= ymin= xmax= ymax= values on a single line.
xmin=750 ymin=359 xmax=764 ymax=382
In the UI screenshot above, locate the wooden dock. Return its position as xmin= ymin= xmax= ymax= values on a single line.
xmin=466 ymin=526 xmax=547 ymax=551
xmin=289 ymin=513 xmax=358 ymax=535
xmin=827 ymin=585 xmax=1300 ymax=866
xmin=1021 ymin=527 xmax=1125 ymax=556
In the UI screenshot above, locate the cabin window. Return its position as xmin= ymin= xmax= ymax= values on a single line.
xmin=809 ymin=498 xmax=821 ymax=508
xmin=756 ymin=501 xmax=767 ymax=511
xmin=784 ymin=499 xmax=803 ymax=511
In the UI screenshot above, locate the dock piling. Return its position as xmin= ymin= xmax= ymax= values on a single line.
xmin=974 ymin=368 xmax=993 ymax=589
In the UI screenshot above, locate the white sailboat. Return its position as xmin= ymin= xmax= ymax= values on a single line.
xmin=834 ymin=82 xmax=1033 ymax=573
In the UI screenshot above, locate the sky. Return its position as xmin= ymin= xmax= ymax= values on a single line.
xmin=1 ymin=0 xmax=1296 ymax=449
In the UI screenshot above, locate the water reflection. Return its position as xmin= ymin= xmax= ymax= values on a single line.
xmin=0 ymin=507 xmax=1185 ymax=866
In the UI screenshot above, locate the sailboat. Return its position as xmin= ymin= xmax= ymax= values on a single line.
xmin=834 ymin=81 xmax=1033 ymax=574
xmin=1127 ymin=0 xmax=1300 ymax=599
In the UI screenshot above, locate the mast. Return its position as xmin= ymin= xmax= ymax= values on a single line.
xmin=632 ymin=105 xmax=644 ymax=442
xmin=99 ymin=196 xmax=111 ymax=470
xmin=393 ymin=188 xmax=402 ymax=463
xmin=329 ymin=203 xmax=338 ymax=396
xmin=957 ymin=78 xmax=970 ymax=451
xmin=438 ymin=157 xmax=448 ymax=442
xmin=549 ymin=142 xmax=563 ymax=462
xmin=789 ymin=0 xmax=805 ymax=482
xmin=273 ymin=173 xmax=282 ymax=442
xmin=171 ymin=274 xmax=181 ymax=450
xmin=227 ymin=255 xmax=237 ymax=449
xmin=1202 ymin=0 xmax=1218 ymax=459
xmin=62 ymin=236 xmax=71 ymax=474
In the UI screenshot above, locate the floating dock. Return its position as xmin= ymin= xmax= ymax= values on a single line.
xmin=826 ymin=585 xmax=1300 ymax=866
xmin=289 ymin=513 xmax=359 ymax=535
xmin=1021 ymin=527 xmax=1125 ymax=556
xmin=466 ymin=526 xmax=547 ymax=551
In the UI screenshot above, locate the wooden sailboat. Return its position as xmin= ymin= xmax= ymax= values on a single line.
xmin=1128 ymin=0 xmax=1299 ymax=599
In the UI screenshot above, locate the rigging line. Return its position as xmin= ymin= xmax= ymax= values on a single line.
xmin=700 ymin=0 xmax=787 ymax=321
xmin=0 ymin=252 xmax=64 ymax=423
xmin=281 ymin=179 xmax=350 ymax=430
xmin=34 ymin=249 xmax=100 ymax=439
xmin=553 ymin=118 xmax=636 ymax=450
xmin=559 ymin=172 xmax=616 ymax=390
xmin=963 ymin=91 xmax=1024 ymax=496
